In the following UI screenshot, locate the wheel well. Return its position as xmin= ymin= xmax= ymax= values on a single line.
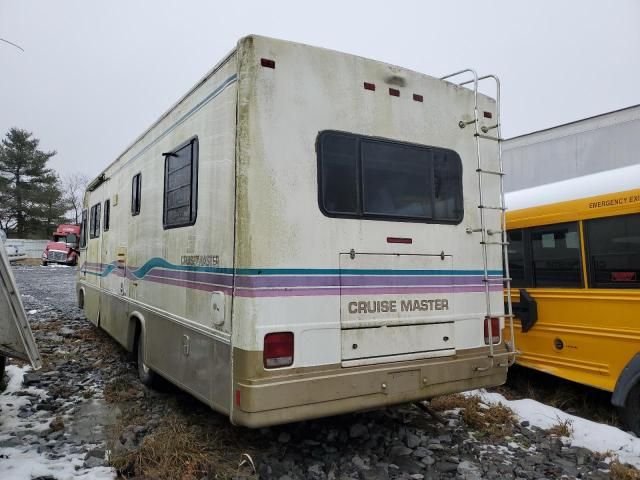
xmin=129 ymin=315 xmax=143 ymax=353
xmin=612 ymin=353 xmax=640 ymax=407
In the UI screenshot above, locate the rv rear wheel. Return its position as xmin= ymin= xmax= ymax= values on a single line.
xmin=136 ymin=332 xmax=158 ymax=387
xmin=619 ymin=383 xmax=640 ymax=436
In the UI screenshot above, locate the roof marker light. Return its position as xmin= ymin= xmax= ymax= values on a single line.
xmin=389 ymin=88 xmax=400 ymax=97
xmin=484 ymin=111 xmax=493 ymax=119
xmin=387 ymin=237 xmax=412 ymax=244
xmin=364 ymin=82 xmax=376 ymax=91
xmin=261 ymin=58 xmax=275 ymax=69
xmin=413 ymin=94 xmax=423 ymax=102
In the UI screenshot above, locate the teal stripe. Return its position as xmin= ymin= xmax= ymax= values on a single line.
xmin=90 ymin=257 xmax=502 ymax=277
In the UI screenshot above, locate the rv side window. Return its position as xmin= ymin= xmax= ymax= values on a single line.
xmin=586 ymin=213 xmax=640 ymax=288
xmin=104 ymin=199 xmax=110 ymax=232
xmin=89 ymin=203 xmax=101 ymax=239
xmin=131 ymin=173 xmax=141 ymax=216
xmin=317 ymin=131 xmax=463 ymax=223
xmin=80 ymin=209 xmax=88 ymax=248
xmin=530 ymin=222 xmax=582 ymax=288
xmin=507 ymin=229 xmax=527 ymax=287
xmin=163 ymin=138 xmax=198 ymax=229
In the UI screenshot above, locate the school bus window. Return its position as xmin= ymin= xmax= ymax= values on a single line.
xmin=318 ymin=131 xmax=463 ymax=223
xmin=163 ymin=138 xmax=198 ymax=229
xmin=530 ymin=222 xmax=582 ymax=288
xmin=89 ymin=203 xmax=101 ymax=239
xmin=507 ymin=229 xmax=527 ymax=287
xmin=131 ymin=173 xmax=141 ymax=216
xmin=103 ymin=199 xmax=110 ymax=232
xmin=586 ymin=213 xmax=640 ymax=288
xmin=79 ymin=209 xmax=87 ymax=248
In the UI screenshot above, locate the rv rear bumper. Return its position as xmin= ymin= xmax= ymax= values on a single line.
xmin=231 ymin=346 xmax=508 ymax=428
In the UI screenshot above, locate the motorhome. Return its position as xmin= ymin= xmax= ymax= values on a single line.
xmin=77 ymin=36 xmax=514 ymax=427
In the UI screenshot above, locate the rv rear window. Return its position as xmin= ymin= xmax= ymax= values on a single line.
xmin=317 ymin=131 xmax=463 ymax=223
xmin=163 ymin=138 xmax=198 ymax=229
xmin=89 ymin=203 xmax=101 ymax=239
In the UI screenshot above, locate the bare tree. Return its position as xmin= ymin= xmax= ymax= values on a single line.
xmin=63 ymin=173 xmax=90 ymax=224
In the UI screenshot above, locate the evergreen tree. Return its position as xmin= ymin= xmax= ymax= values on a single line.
xmin=0 ymin=128 xmax=61 ymax=237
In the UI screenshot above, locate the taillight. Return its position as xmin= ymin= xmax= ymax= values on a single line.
xmin=484 ymin=317 xmax=500 ymax=345
xmin=264 ymin=332 xmax=294 ymax=368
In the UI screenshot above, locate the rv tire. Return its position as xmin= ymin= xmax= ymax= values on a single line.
xmin=136 ymin=331 xmax=158 ymax=388
xmin=41 ymin=261 xmax=48 ymax=266
xmin=619 ymin=383 xmax=640 ymax=436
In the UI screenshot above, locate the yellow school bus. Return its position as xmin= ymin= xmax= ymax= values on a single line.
xmin=505 ymin=164 xmax=640 ymax=434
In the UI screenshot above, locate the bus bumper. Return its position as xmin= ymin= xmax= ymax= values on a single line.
xmin=231 ymin=346 xmax=508 ymax=428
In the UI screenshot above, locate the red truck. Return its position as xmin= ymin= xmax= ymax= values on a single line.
xmin=42 ymin=224 xmax=81 ymax=266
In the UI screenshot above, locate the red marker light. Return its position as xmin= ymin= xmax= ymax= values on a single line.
xmin=264 ymin=332 xmax=294 ymax=368
xmin=413 ymin=94 xmax=423 ymax=102
xmin=364 ymin=82 xmax=376 ymax=91
xmin=483 ymin=111 xmax=492 ymax=119
xmin=389 ymin=88 xmax=400 ymax=97
xmin=260 ymin=58 xmax=275 ymax=69
xmin=387 ymin=237 xmax=412 ymax=244
xmin=235 ymin=389 xmax=241 ymax=407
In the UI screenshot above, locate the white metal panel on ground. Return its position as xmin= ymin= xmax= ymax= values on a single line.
xmin=0 ymin=245 xmax=41 ymax=367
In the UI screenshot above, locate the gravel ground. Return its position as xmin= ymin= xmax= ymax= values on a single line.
xmin=0 ymin=265 xmax=624 ymax=479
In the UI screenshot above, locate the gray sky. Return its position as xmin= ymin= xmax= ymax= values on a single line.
xmin=1 ymin=0 xmax=639 ymax=180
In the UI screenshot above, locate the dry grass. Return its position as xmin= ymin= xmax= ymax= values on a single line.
xmin=104 ymin=377 xmax=140 ymax=403
xmin=109 ymin=410 xmax=254 ymax=480
xmin=430 ymin=394 xmax=517 ymax=439
xmin=547 ymin=417 xmax=573 ymax=437
xmin=14 ymin=258 xmax=44 ymax=266
xmin=50 ymin=416 xmax=65 ymax=432
xmin=611 ymin=460 xmax=640 ymax=480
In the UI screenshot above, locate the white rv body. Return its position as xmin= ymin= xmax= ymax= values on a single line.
xmin=78 ymin=36 xmax=508 ymax=427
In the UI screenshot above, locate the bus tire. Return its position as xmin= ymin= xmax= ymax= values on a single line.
xmin=619 ymin=383 xmax=640 ymax=436
xmin=136 ymin=330 xmax=158 ymax=388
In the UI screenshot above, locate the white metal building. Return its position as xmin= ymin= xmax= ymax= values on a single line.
xmin=503 ymin=105 xmax=640 ymax=192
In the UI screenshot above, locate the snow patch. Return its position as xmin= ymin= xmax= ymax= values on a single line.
xmin=470 ymin=389 xmax=640 ymax=468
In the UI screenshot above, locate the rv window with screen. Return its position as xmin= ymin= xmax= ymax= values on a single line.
xmin=163 ymin=138 xmax=198 ymax=228
xmin=131 ymin=173 xmax=141 ymax=216
xmin=89 ymin=203 xmax=101 ymax=239
xmin=104 ymin=199 xmax=110 ymax=232
xmin=80 ymin=209 xmax=87 ymax=248
xmin=586 ymin=213 xmax=640 ymax=288
xmin=530 ymin=222 xmax=582 ymax=288
xmin=507 ymin=229 xmax=527 ymax=287
xmin=318 ymin=131 xmax=463 ymax=223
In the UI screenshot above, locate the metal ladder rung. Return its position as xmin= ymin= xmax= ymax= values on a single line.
xmin=476 ymin=168 xmax=505 ymax=176
xmin=478 ymin=205 xmax=506 ymax=211
xmin=480 ymin=241 xmax=509 ymax=245
xmin=486 ymin=313 xmax=515 ymax=319
xmin=474 ymin=133 xmax=503 ymax=141
xmin=466 ymin=228 xmax=504 ymax=235
xmin=482 ymin=277 xmax=512 ymax=282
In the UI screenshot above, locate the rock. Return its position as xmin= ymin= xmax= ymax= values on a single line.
xmin=434 ymin=461 xmax=458 ymax=473
xmin=352 ymin=455 xmax=368 ymax=470
xmin=360 ymin=467 xmax=389 ymax=480
xmin=457 ymin=461 xmax=482 ymax=480
xmin=350 ymin=424 xmax=369 ymax=439
xmin=392 ymin=456 xmax=423 ymax=474
xmin=520 ymin=420 xmax=530 ymax=427
xmin=389 ymin=445 xmax=413 ymax=457
xmin=59 ymin=327 xmax=75 ymax=337
xmin=406 ymin=432 xmax=420 ymax=449
xmin=23 ymin=373 xmax=41 ymax=386
xmin=84 ymin=456 xmax=105 ymax=468
xmin=278 ymin=432 xmax=291 ymax=443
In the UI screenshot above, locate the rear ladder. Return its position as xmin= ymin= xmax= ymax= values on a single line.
xmin=440 ymin=69 xmax=516 ymax=367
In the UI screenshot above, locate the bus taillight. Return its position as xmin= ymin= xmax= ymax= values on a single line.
xmin=264 ymin=332 xmax=294 ymax=368
xmin=484 ymin=317 xmax=500 ymax=345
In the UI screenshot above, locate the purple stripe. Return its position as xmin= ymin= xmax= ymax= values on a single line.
xmin=145 ymin=268 xmax=234 ymax=287
xmin=234 ymin=284 xmax=502 ymax=298
xmin=234 ymin=275 xmax=503 ymax=288
xmin=143 ymin=275 xmax=233 ymax=295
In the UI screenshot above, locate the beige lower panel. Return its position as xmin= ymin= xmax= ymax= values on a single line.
xmin=231 ymin=347 xmax=507 ymax=428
